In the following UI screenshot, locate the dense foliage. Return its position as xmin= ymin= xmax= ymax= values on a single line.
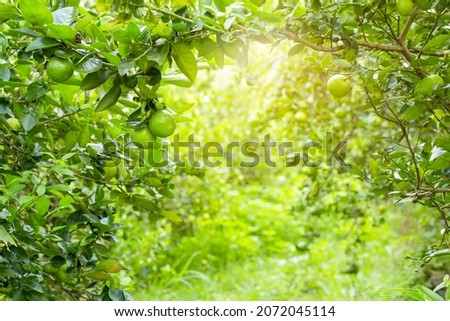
xmin=0 ymin=0 xmax=449 ymax=300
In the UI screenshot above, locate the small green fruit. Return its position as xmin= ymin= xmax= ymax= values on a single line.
xmin=130 ymin=126 xmax=156 ymax=149
xmin=7 ymin=118 xmax=22 ymax=131
xmin=327 ymin=74 xmax=351 ymax=98
xmin=428 ymin=74 xmax=444 ymax=87
xmin=104 ymin=161 xmax=118 ymax=180
xmin=46 ymin=57 xmax=74 ymax=83
xmin=396 ymin=0 xmax=415 ymax=16
xmin=148 ymin=110 xmax=176 ymax=138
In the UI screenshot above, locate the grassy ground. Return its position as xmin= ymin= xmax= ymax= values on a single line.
xmin=126 ymin=170 xmax=425 ymax=300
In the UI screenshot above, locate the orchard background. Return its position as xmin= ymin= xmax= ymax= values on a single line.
xmin=0 ymin=0 xmax=449 ymax=300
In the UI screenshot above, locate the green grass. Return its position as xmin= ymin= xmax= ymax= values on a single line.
xmin=124 ymin=170 xmax=425 ymax=300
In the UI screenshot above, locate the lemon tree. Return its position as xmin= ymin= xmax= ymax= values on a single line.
xmin=0 ymin=0 xmax=448 ymax=301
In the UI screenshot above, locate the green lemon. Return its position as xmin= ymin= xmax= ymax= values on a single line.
xmin=55 ymin=270 xmax=70 ymax=283
xmin=6 ymin=118 xmax=22 ymax=131
xmin=396 ymin=0 xmax=415 ymax=16
xmin=46 ymin=57 xmax=74 ymax=83
xmin=148 ymin=110 xmax=176 ymax=138
xmin=44 ymin=263 xmax=59 ymax=274
xmin=104 ymin=161 xmax=118 ymax=180
xmin=327 ymin=74 xmax=351 ymax=98
xmin=428 ymin=74 xmax=444 ymax=87
xmin=130 ymin=126 xmax=156 ymax=148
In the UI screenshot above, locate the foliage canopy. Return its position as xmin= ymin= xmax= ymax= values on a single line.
xmin=0 ymin=0 xmax=449 ymax=300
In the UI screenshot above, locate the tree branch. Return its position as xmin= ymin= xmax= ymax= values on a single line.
xmin=279 ymin=29 xmax=344 ymax=52
xmin=279 ymin=29 xmax=445 ymax=57
xmin=396 ymin=7 xmax=427 ymax=78
xmin=399 ymin=7 xmax=419 ymax=44
xmin=350 ymin=39 xmax=403 ymax=52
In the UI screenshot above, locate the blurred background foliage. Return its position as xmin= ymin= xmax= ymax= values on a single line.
xmin=114 ymin=43 xmax=445 ymax=300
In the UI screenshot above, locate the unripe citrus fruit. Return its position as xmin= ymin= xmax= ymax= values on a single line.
xmin=427 ymin=74 xmax=444 ymax=87
xmin=104 ymin=161 xmax=118 ymax=180
xmin=46 ymin=57 xmax=74 ymax=83
xmin=6 ymin=117 xmax=21 ymax=131
xmin=327 ymin=74 xmax=351 ymax=98
xmin=396 ymin=0 xmax=415 ymax=16
xmin=148 ymin=110 xmax=176 ymax=138
xmin=130 ymin=126 xmax=156 ymax=148
xmin=44 ymin=263 xmax=59 ymax=274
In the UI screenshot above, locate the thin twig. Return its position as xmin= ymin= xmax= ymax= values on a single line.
xmin=147 ymin=5 xmax=224 ymax=34
xmin=279 ymin=29 xmax=444 ymax=57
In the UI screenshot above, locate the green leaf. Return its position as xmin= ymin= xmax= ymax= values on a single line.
xmin=80 ymin=69 xmax=109 ymax=90
xmin=137 ymin=78 xmax=157 ymax=99
xmin=0 ymin=65 xmax=11 ymax=82
xmin=96 ymin=85 xmax=122 ymax=112
xmin=430 ymin=146 xmax=446 ymax=162
xmin=291 ymin=0 xmax=307 ymax=17
xmin=113 ymin=30 xmax=132 ymax=44
xmin=0 ymin=4 xmax=20 ymax=21
xmin=52 ymin=7 xmax=77 ymax=25
xmin=109 ymin=289 xmax=126 ymax=301
xmin=416 ymin=285 xmax=444 ymax=301
xmin=162 ymin=210 xmax=182 ymax=223
xmin=101 ymin=52 xmax=121 ymax=67
xmin=47 ymin=24 xmax=77 ymax=41
xmin=402 ymin=103 xmax=425 ymax=121
xmin=19 ymin=0 xmax=53 ymax=25
xmin=171 ymin=43 xmax=197 ymax=83
xmin=75 ymin=57 xmax=102 ymax=73
xmin=288 ymin=44 xmax=305 ymax=57
xmin=423 ymin=34 xmax=450 ymax=50
xmin=83 ymin=270 xmax=113 ymax=281
xmin=127 ymin=22 xmax=140 ymax=40
xmin=445 ymin=287 xmax=450 ymax=301
xmin=78 ymin=125 xmax=90 ymax=147
xmin=118 ymin=61 xmax=134 ymax=76
xmin=25 ymin=37 xmax=60 ymax=52
xmin=160 ymin=74 xmax=193 ymax=87
xmin=130 ymin=195 xmax=158 ymax=211
xmin=171 ymin=102 xmax=195 ymax=114
xmin=174 ymin=115 xmax=192 ymax=123
xmin=435 ymin=137 xmax=450 ymax=151
xmin=27 ymin=81 xmax=49 ymax=102
xmin=21 ymin=109 xmax=38 ymax=132
xmin=0 ymin=226 xmax=16 ymax=246
xmin=50 ymin=255 xmax=66 ymax=268
xmin=414 ymin=77 xmax=441 ymax=95
xmin=415 ymin=0 xmax=432 ymax=10
xmin=146 ymin=44 xmax=170 ymax=65
xmin=95 ymin=260 xmax=123 ymax=273
xmin=10 ymin=27 xmax=39 ymax=37
xmin=214 ymin=0 xmax=234 ymax=12
xmin=197 ymin=38 xmax=217 ymax=57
